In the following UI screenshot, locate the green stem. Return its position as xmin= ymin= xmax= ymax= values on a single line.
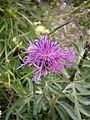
xmin=33 ymin=82 xmax=36 ymax=102
xmin=33 ymin=81 xmax=38 ymax=119
xmin=48 ymin=21 xmax=72 ymax=36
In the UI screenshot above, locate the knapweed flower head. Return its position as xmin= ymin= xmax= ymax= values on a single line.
xmin=20 ymin=35 xmax=76 ymax=82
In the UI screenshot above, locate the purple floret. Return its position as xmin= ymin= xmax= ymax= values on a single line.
xmin=20 ymin=35 xmax=76 ymax=82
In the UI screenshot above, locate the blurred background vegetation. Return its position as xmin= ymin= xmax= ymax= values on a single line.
xmin=0 ymin=0 xmax=90 ymax=120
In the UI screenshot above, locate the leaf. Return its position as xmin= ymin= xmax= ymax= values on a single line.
xmin=75 ymin=83 xmax=90 ymax=95
xmin=58 ymin=101 xmax=78 ymax=120
xmin=48 ymin=84 xmax=61 ymax=95
xmin=0 ymin=25 xmax=6 ymax=34
xmin=79 ymin=106 xmax=90 ymax=117
xmin=61 ymin=68 xmax=70 ymax=79
xmin=83 ymin=60 xmax=90 ymax=68
xmin=26 ymin=77 xmax=33 ymax=92
xmin=34 ymin=95 xmax=43 ymax=116
xmin=78 ymin=96 xmax=90 ymax=105
xmin=53 ymin=82 xmax=62 ymax=90
xmin=11 ymin=81 xmax=27 ymax=95
xmin=72 ymin=84 xmax=82 ymax=120
xmin=55 ymin=105 xmax=69 ymax=120
xmin=71 ymin=42 xmax=80 ymax=55
xmin=51 ymin=108 xmax=57 ymax=120
xmin=5 ymin=95 xmax=32 ymax=120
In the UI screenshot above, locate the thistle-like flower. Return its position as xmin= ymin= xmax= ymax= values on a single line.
xmin=20 ymin=35 xmax=76 ymax=82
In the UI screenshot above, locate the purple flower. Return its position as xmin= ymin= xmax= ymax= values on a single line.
xmin=20 ymin=35 xmax=76 ymax=82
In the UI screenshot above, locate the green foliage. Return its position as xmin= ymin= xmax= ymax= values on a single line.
xmin=0 ymin=0 xmax=90 ymax=120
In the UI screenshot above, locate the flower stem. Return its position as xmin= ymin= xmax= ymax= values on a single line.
xmin=48 ymin=21 xmax=72 ymax=36
xmin=33 ymin=81 xmax=36 ymax=116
